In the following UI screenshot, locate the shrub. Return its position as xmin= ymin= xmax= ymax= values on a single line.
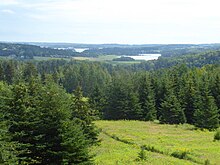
xmin=204 ymin=159 xmax=211 ymax=165
xmin=142 ymin=145 xmax=164 ymax=154
xmin=214 ymin=128 xmax=220 ymax=141
xmin=171 ymin=150 xmax=188 ymax=159
xmin=137 ymin=146 xmax=147 ymax=161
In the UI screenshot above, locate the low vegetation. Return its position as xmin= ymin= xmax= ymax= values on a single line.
xmin=214 ymin=128 xmax=220 ymax=141
xmin=92 ymin=120 xmax=220 ymax=165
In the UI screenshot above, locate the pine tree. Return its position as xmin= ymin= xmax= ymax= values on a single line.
xmin=0 ymin=63 xmax=4 ymax=81
xmin=89 ymin=85 xmax=106 ymax=118
xmin=71 ymin=86 xmax=99 ymax=146
xmin=0 ymin=82 xmax=18 ymax=164
xmin=105 ymin=78 xmax=142 ymax=120
xmin=160 ymin=77 xmax=186 ymax=124
xmin=180 ymin=72 xmax=197 ymax=124
xmin=211 ymin=74 xmax=220 ymax=113
xmin=4 ymin=61 xmax=15 ymax=84
xmin=23 ymin=62 xmax=38 ymax=82
xmin=194 ymin=76 xmax=219 ymax=130
xmin=4 ymin=81 xmax=95 ymax=164
xmin=138 ymin=75 xmax=156 ymax=121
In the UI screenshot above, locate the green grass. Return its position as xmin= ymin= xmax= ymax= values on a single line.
xmin=91 ymin=120 xmax=220 ymax=165
xmin=33 ymin=56 xmax=71 ymax=61
xmin=32 ymin=55 xmax=143 ymax=64
xmin=72 ymin=55 xmax=143 ymax=64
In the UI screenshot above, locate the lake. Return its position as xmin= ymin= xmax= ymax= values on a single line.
xmin=74 ymin=48 xmax=88 ymax=53
xmin=121 ymin=54 xmax=161 ymax=61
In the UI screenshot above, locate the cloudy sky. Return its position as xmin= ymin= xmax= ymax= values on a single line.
xmin=0 ymin=0 xmax=220 ymax=44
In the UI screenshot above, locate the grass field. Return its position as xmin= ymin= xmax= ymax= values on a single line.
xmin=92 ymin=120 xmax=220 ymax=165
xmin=32 ymin=55 xmax=143 ymax=64
xmin=72 ymin=55 xmax=143 ymax=64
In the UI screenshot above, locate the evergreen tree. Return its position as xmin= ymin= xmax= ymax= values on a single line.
xmin=180 ymin=72 xmax=197 ymax=124
xmin=4 ymin=61 xmax=15 ymax=84
xmin=194 ymin=76 xmax=219 ymax=130
xmin=0 ymin=82 xmax=18 ymax=164
xmin=160 ymin=77 xmax=186 ymax=124
xmin=211 ymin=74 xmax=220 ymax=115
xmin=105 ymin=78 xmax=142 ymax=120
xmin=138 ymin=75 xmax=156 ymax=121
xmin=4 ymin=81 xmax=95 ymax=164
xmin=0 ymin=63 xmax=4 ymax=81
xmin=89 ymin=85 xmax=106 ymax=118
xmin=23 ymin=62 xmax=38 ymax=82
xmin=71 ymin=86 xmax=99 ymax=146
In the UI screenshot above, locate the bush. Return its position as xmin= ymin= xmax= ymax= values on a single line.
xmin=204 ymin=159 xmax=211 ymax=165
xmin=214 ymin=128 xmax=220 ymax=141
xmin=171 ymin=150 xmax=188 ymax=159
xmin=142 ymin=145 xmax=164 ymax=154
xmin=137 ymin=146 xmax=147 ymax=161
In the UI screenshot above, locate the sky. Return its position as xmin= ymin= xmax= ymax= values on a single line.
xmin=0 ymin=0 xmax=220 ymax=44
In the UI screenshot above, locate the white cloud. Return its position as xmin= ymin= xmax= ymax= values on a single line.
xmin=0 ymin=0 xmax=19 ymax=6
xmin=1 ymin=9 xmax=15 ymax=14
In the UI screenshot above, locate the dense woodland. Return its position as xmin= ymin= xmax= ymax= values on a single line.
xmin=1 ymin=42 xmax=220 ymax=59
xmin=0 ymin=43 xmax=79 ymax=59
xmin=0 ymin=49 xmax=220 ymax=163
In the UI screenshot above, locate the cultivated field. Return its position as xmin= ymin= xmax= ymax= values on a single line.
xmin=92 ymin=120 xmax=220 ymax=165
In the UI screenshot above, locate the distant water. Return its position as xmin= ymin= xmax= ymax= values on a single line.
xmin=122 ymin=54 xmax=161 ymax=61
xmin=74 ymin=48 xmax=88 ymax=53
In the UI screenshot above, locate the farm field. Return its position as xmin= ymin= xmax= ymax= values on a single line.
xmin=72 ymin=55 xmax=143 ymax=64
xmin=92 ymin=120 xmax=220 ymax=165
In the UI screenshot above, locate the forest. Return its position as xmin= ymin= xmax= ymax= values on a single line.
xmin=1 ymin=42 xmax=220 ymax=59
xmin=0 ymin=48 xmax=220 ymax=163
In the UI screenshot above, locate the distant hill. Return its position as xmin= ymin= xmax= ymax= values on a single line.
xmin=1 ymin=42 xmax=220 ymax=60
xmin=0 ymin=42 xmax=79 ymax=59
xmin=27 ymin=42 xmax=220 ymax=57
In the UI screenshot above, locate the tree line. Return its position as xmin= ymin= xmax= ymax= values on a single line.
xmin=0 ymin=58 xmax=219 ymax=163
xmin=1 ymin=59 xmax=219 ymax=128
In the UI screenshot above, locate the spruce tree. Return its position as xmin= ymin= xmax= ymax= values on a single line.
xmin=160 ymin=77 xmax=186 ymax=124
xmin=194 ymin=76 xmax=219 ymax=130
xmin=105 ymin=78 xmax=142 ymax=120
xmin=180 ymin=73 xmax=197 ymax=124
xmin=138 ymin=75 xmax=156 ymax=121
xmin=71 ymin=86 xmax=99 ymax=146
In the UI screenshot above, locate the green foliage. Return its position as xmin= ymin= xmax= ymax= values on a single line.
xmin=1 ymin=56 xmax=220 ymax=164
xmin=142 ymin=145 xmax=164 ymax=154
xmin=60 ymin=119 xmax=93 ymax=165
xmin=138 ymin=74 xmax=156 ymax=121
xmin=137 ymin=146 xmax=147 ymax=161
xmin=105 ymin=77 xmax=142 ymax=120
xmin=0 ymin=80 xmax=97 ymax=164
xmin=159 ymin=77 xmax=186 ymax=124
xmin=171 ymin=150 xmax=188 ymax=159
xmin=71 ymin=86 xmax=99 ymax=146
xmin=204 ymin=159 xmax=211 ymax=165
xmin=214 ymin=128 xmax=220 ymax=141
xmin=194 ymin=75 xmax=219 ymax=130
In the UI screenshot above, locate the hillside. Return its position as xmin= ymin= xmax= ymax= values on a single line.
xmin=0 ymin=42 xmax=79 ymax=59
xmin=92 ymin=120 xmax=220 ymax=165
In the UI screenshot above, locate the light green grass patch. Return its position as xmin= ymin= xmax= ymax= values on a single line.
xmin=92 ymin=120 xmax=220 ymax=165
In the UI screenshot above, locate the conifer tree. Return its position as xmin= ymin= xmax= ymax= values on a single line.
xmin=160 ymin=77 xmax=186 ymax=124
xmin=71 ymin=86 xmax=99 ymax=146
xmin=194 ymin=75 xmax=219 ymax=130
xmin=180 ymin=72 xmax=197 ymax=124
xmin=105 ymin=78 xmax=142 ymax=120
xmin=138 ymin=75 xmax=156 ymax=121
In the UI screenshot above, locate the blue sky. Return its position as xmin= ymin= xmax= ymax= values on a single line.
xmin=0 ymin=0 xmax=220 ymax=44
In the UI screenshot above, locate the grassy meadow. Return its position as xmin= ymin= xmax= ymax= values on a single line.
xmin=92 ymin=120 xmax=220 ymax=165
xmin=72 ymin=55 xmax=143 ymax=64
